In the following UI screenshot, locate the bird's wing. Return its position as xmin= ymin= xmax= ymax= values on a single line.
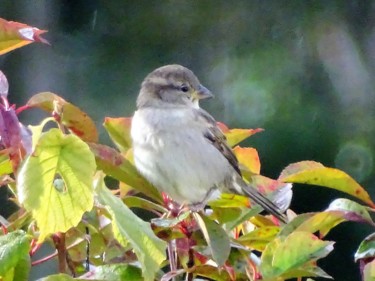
xmin=195 ymin=109 xmax=242 ymax=175
xmin=194 ymin=109 xmax=287 ymax=223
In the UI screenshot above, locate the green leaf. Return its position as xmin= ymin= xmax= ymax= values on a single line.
xmin=36 ymin=273 xmax=75 ymax=281
xmin=80 ymin=264 xmax=143 ymax=281
xmin=0 ymin=152 xmax=12 ymax=176
xmin=94 ymin=173 xmax=166 ymax=281
xmin=104 ymin=117 xmax=132 ymax=152
xmin=17 ymin=129 xmax=96 ymax=242
xmin=355 ymin=233 xmax=375 ymax=262
xmin=193 ymin=213 xmax=231 ymax=267
xmin=26 ymin=92 xmax=98 ymax=142
xmin=279 ymin=161 xmax=375 ymax=208
xmin=89 ymin=143 xmax=162 ymax=203
xmin=261 ymin=231 xmax=334 ymax=278
xmin=0 ymin=230 xmax=31 ymax=280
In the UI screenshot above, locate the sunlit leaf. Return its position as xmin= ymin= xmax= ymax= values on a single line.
xmin=0 ymin=152 xmax=12 ymax=176
xmin=194 ymin=213 xmax=231 ymax=266
xmin=216 ymin=122 xmax=263 ymax=147
xmin=209 ymin=193 xmax=250 ymax=208
xmin=279 ymin=161 xmax=375 ymax=207
xmin=27 ymin=117 xmax=55 ymax=152
xmin=17 ymin=129 xmax=96 ymax=242
xmin=0 ymin=18 xmax=48 ymax=55
xmin=237 ymin=226 xmax=279 ymax=251
xmin=0 ymin=230 xmax=31 ymax=280
xmin=95 ymin=173 xmax=166 ymax=281
xmin=233 ymin=146 xmax=260 ymax=176
xmin=273 ymin=232 xmax=334 ymax=272
xmin=26 ymin=92 xmax=98 ymax=142
xmin=89 ymin=142 xmax=162 ymax=202
xmin=104 ymin=117 xmax=132 ymax=152
xmin=261 ymin=231 xmax=334 ymax=278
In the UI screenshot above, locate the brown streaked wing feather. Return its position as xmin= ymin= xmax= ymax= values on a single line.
xmin=195 ymin=109 xmax=242 ymax=175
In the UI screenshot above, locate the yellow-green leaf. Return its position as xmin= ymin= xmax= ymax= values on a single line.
xmin=17 ymin=129 xmax=96 ymax=242
xmin=237 ymin=226 xmax=279 ymax=251
xmin=95 ymin=174 xmax=166 ymax=281
xmin=88 ymin=143 xmax=162 ymax=203
xmin=261 ymin=231 xmax=334 ymax=278
xmin=279 ymin=161 xmax=375 ymax=208
xmin=104 ymin=117 xmax=132 ymax=152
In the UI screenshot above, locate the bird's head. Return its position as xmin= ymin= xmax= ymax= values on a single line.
xmin=137 ymin=64 xmax=213 ymax=109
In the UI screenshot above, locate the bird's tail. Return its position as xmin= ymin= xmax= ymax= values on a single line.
xmin=232 ymin=177 xmax=292 ymax=223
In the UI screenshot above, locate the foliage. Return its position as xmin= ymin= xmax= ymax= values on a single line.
xmin=0 ymin=18 xmax=375 ymax=281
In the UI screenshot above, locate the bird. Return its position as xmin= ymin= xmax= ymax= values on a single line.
xmin=131 ymin=64 xmax=288 ymax=222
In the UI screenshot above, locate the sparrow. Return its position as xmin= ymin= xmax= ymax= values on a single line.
xmin=131 ymin=64 xmax=287 ymax=222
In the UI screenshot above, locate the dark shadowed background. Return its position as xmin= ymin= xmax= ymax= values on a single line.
xmin=1 ymin=1 xmax=375 ymax=280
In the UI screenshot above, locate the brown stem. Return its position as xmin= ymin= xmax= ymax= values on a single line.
xmin=52 ymin=233 xmax=67 ymax=273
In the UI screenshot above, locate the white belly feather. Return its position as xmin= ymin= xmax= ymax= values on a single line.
xmin=131 ymin=107 xmax=231 ymax=204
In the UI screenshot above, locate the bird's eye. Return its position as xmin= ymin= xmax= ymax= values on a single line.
xmin=180 ymin=84 xmax=189 ymax=92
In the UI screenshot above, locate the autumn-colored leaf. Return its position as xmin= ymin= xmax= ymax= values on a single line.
xmin=26 ymin=92 xmax=98 ymax=142
xmin=0 ymin=18 xmax=48 ymax=55
xmin=216 ymin=122 xmax=263 ymax=147
xmin=104 ymin=117 xmax=132 ymax=152
xmin=233 ymin=146 xmax=260 ymax=176
xmin=279 ymin=161 xmax=375 ymax=208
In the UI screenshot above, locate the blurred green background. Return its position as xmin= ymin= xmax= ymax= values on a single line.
xmin=1 ymin=1 xmax=375 ymax=280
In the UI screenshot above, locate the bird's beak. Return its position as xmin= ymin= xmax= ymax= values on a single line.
xmin=193 ymin=85 xmax=213 ymax=100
